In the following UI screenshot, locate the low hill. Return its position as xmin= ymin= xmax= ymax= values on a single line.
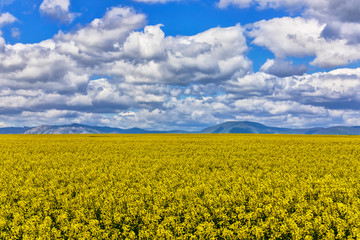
xmin=22 ymin=124 xmax=186 ymax=134
xmin=1 ymin=121 xmax=360 ymax=135
xmin=0 ymin=127 xmax=32 ymax=134
xmin=200 ymin=121 xmax=360 ymax=135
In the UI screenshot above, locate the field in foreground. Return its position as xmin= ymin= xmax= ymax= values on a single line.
xmin=0 ymin=134 xmax=360 ymax=239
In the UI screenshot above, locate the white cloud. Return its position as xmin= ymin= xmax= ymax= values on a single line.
xmin=0 ymin=6 xmax=360 ymax=130
xmin=0 ymin=12 xmax=17 ymax=28
xmin=40 ymin=0 xmax=79 ymax=23
xmin=11 ymin=28 xmax=21 ymax=38
xmin=233 ymin=98 xmax=328 ymax=116
xmin=0 ymin=34 xmax=5 ymax=52
xmin=218 ymin=0 xmax=360 ymax=23
xmin=249 ymin=17 xmax=323 ymax=58
xmin=260 ymin=59 xmax=307 ymax=77
xmin=218 ymin=0 xmax=253 ymax=8
xmin=54 ymin=7 xmax=147 ymax=56
xmin=123 ymin=24 xmax=166 ymax=59
xmin=321 ymin=21 xmax=360 ymax=44
xmin=227 ymin=68 xmax=360 ymax=104
xmin=224 ymin=72 xmax=277 ymax=97
xmin=218 ymin=0 xmax=305 ymax=10
xmin=303 ymin=0 xmax=360 ymax=23
xmin=248 ymin=17 xmax=360 ymax=68
xmin=221 ymin=0 xmax=360 ymax=68
xmin=108 ymin=24 xmax=251 ymax=84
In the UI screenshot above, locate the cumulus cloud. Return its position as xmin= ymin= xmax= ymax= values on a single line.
xmin=0 ymin=12 xmax=17 ymax=28
xmin=321 ymin=21 xmax=360 ymax=44
xmin=217 ymin=0 xmax=298 ymax=9
xmin=221 ymin=0 xmax=360 ymax=69
xmin=54 ymin=7 xmax=147 ymax=58
xmin=248 ymin=17 xmax=360 ymax=68
xmin=260 ymin=59 xmax=307 ymax=77
xmin=1 ymin=6 xmax=360 ymax=130
xmin=303 ymin=0 xmax=360 ymax=23
xmin=54 ymin=10 xmax=251 ymax=85
xmin=0 ymin=7 xmax=253 ymax=129
xmin=218 ymin=0 xmax=253 ymax=8
xmin=113 ymin=24 xmax=251 ymax=84
xmin=40 ymin=0 xmax=79 ymax=23
xmin=226 ymin=68 xmax=360 ymax=106
xmin=214 ymin=68 xmax=360 ymax=128
xmin=233 ymin=98 xmax=328 ymax=117
xmin=5 ymin=67 xmax=360 ymax=130
xmin=218 ymin=0 xmax=360 ymax=23
xmin=249 ymin=17 xmax=323 ymax=58
xmin=123 ymin=24 xmax=166 ymax=59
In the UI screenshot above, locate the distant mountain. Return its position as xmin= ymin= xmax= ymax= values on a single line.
xmin=1 ymin=121 xmax=360 ymax=135
xmin=0 ymin=127 xmax=32 ymax=134
xmin=200 ymin=121 xmax=360 ymax=135
xmin=21 ymin=124 xmax=187 ymax=134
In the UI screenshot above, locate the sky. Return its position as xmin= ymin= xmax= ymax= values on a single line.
xmin=0 ymin=0 xmax=360 ymax=130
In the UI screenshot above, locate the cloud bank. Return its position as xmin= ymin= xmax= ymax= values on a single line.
xmin=0 ymin=4 xmax=360 ymax=130
xmin=222 ymin=0 xmax=360 ymax=68
xmin=0 ymin=7 xmax=252 ymax=129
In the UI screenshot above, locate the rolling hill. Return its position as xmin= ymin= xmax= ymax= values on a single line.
xmin=200 ymin=121 xmax=360 ymax=135
xmin=1 ymin=121 xmax=360 ymax=135
xmin=0 ymin=124 xmax=186 ymax=134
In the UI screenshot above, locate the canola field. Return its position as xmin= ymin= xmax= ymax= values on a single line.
xmin=1 ymin=134 xmax=360 ymax=239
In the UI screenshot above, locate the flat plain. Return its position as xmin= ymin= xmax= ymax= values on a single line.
xmin=0 ymin=134 xmax=360 ymax=239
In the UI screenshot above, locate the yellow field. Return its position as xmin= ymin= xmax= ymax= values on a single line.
xmin=0 ymin=134 xmax=360 ymax=239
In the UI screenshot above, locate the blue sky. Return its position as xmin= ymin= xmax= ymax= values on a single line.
xmin=0 ymin=0 xmax=360 ymax=130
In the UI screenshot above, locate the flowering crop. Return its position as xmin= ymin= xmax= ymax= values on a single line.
xmin=0 ymin=134 xmax=360 ymax=239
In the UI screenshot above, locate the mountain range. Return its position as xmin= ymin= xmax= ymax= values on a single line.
xmin=1 ymin=121 xmax=360 ymax=135
xmin=200 ymin=121 xmax=360 ymax=135
xmin=0 ymin=123 xmax=187 ymax=134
